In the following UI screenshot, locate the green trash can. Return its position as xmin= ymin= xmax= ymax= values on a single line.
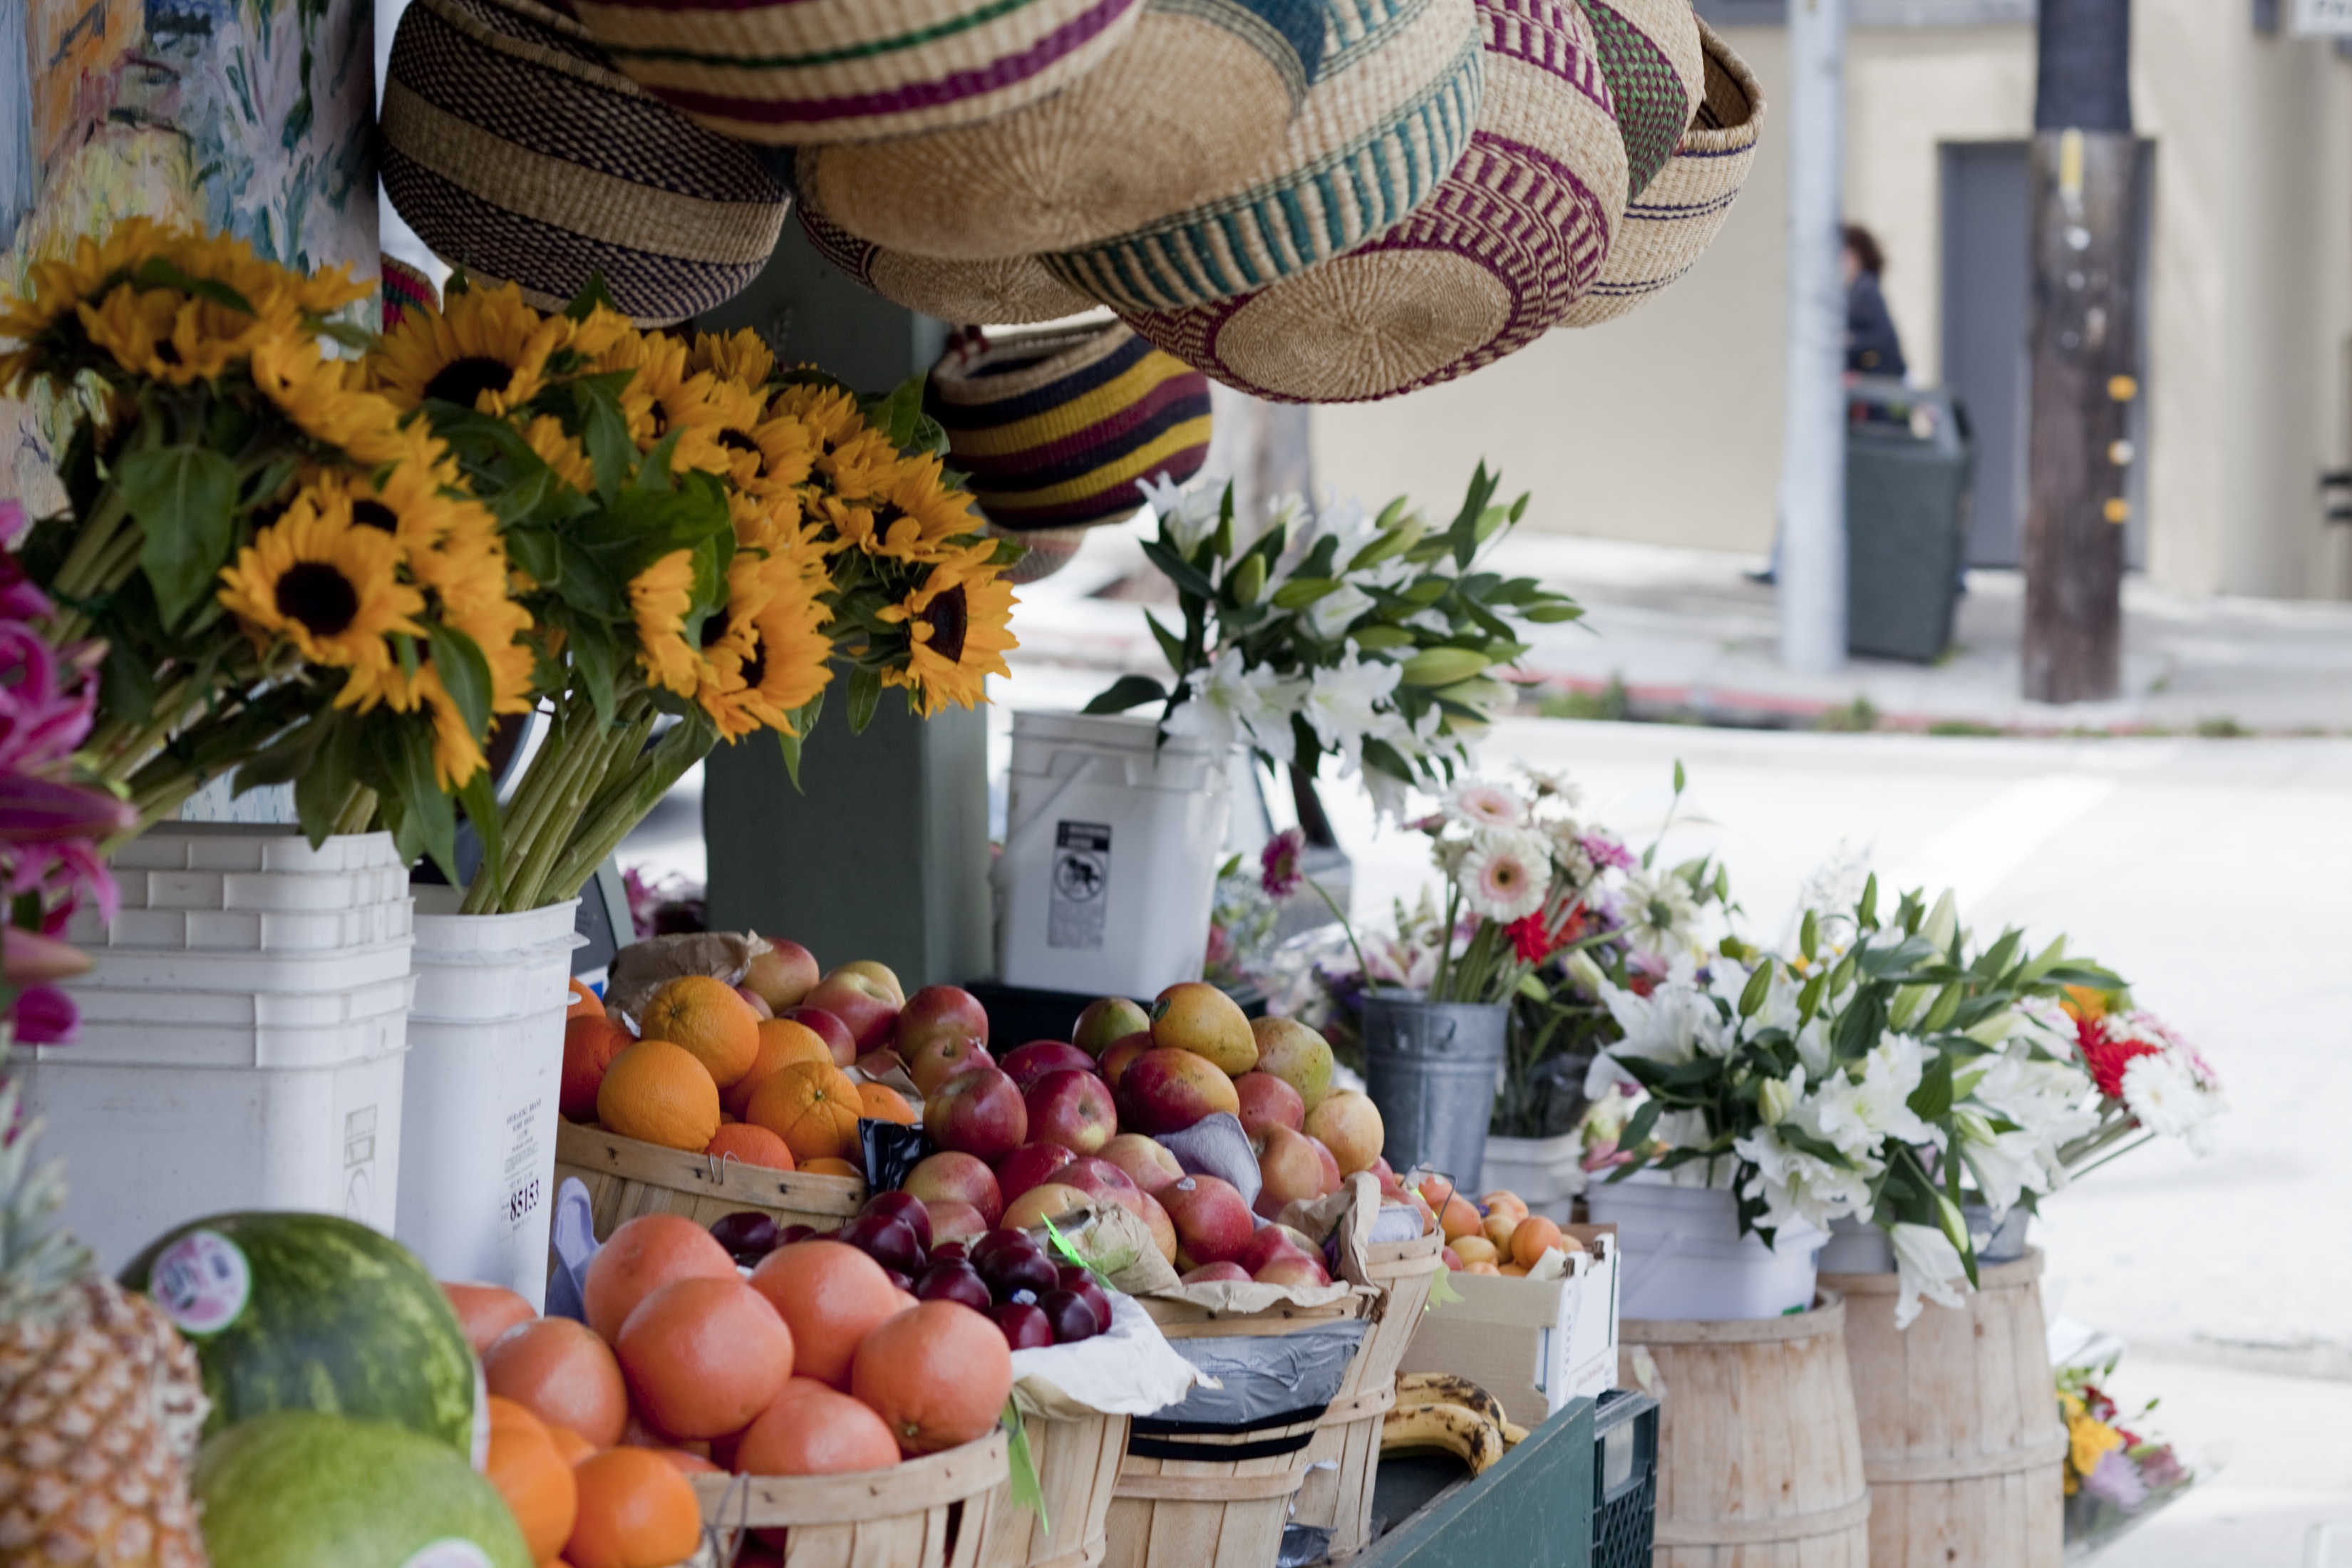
xmin=1845 ymin=379 xmax=1975 ymax=663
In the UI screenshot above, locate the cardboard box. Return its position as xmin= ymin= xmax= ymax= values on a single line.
xmin=1394 ymin=1225 xmax=1619 ymax=1431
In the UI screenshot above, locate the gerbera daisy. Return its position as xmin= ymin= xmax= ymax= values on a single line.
xmin=877 ymin=557 xmax=1018 ymax=717
xmin=629 ymin=550 xmax=706 ymax=698
xmin=686 ymin=327 xmax=775 ymax=389
xmin=1459 ymin=827 xmax=1549 ymax=923
xmin=370 ymin=282 xmax=569 ymax=414
xmin=217 ymin=495 xmax=423 ymax=674
xmin=1448 ymin=779 xmax=1525 ymax=830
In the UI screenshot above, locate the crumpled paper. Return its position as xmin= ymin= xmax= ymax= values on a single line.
xmin=1010 ymin=1293 xmax=1206 ymax=1420
xmin=1157 ymin=1114 xmax=1260 ymax=1209
xmin=1051 ymin=1201 xmax=1180 ymax=1296
xmin=604 ymin=932 xmax=765 ymax=1026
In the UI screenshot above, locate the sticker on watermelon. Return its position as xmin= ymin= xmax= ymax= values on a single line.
xmin=149 ymin=1229 xmax=252 ymax=1336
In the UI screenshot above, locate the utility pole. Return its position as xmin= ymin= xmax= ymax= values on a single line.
xmin=1777 ymin=0 xmax=1850 ymax=675
xmin=2021 ymin=0 xmax=2141 ymax=703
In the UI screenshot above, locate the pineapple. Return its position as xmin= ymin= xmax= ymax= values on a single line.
xmin=0 ymin=1062 xmax=210 ymax=1566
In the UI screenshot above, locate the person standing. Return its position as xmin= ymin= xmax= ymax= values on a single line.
xmin=1843 ymin=224 xmax=1907 ymax=379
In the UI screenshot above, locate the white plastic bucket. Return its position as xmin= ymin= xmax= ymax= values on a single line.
xmin=1479 ymin=1133 xmax=1588 ymax=1224
xmin=1587 ymin=1177 xmax=1825 ymax=1320
xmin=396 ymin=894 xmax=582 ymax=1307
xmin=996 ymin=711 xmax=1231 ymax=999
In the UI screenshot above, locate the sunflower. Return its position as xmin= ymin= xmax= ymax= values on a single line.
xmin=75 ymin=284 xmax=249 ymax=384
xmin=251 ymin=336 xmax=411 ymax=465
xmin=717 ymin=404 xmax=817 ymax=502
xmin=408 ymin=665 xmax=491 ymax=790
xmin=686 ymin=327 xmax=775 ymax=389
xmin=876 ymin=555 xmax=1018 ymax=717
xmin=602 ymin=333 xmax=733 ymax=475
xmin=370 ymin=282 xmax=569 ymax=415
xmin=815 ymin=425 xmax=909 ymax=503
xmin=699 ymin=551 xmax=834 ymax=741
xmin=217 ymin=493 xmax=424 ymax=675
xmin=311 ymin=440 xmax=472 ymax=559
xmin=629 ymin=550 xmax=706 ymax=698
xmin=523 ymin=415 xmax=597 ymax=494
xmin=818 ymin=455 xmax=984 ymax=564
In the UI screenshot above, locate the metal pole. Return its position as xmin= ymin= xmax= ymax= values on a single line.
xmin=1777 ymin=0 xmax=1850 ymax=674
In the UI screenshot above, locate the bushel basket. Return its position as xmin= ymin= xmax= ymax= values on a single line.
xmin=698 ymin=1430 xmax=1008 ymax=1568
xmin=552 ymin=1120 xmax=865 ymax=1241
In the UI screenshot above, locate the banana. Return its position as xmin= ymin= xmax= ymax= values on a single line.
xmin=1381 ymin=1401 xmax=1507 ymax=1476
xmin=1393 ymin=1373 xmax=1531 ymax=1445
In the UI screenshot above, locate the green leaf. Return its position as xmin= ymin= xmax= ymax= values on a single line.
xmin=572 ymin=626 xmax=618 ymax=726
xmin=1673 ymin=758 xmax=1687 ymax=794
xmin=396 ymin=722 xmax=460 ymax=884
xmin=458 ymin=769 xmax=505 ymax=907
xmin=1907 ymin=1054 xmax=1955 ymax=1122
xmin=847 ymin=665 xmax=883 ymax=734
xmin=1619 ymin=1098 xmax=1663 ymax=1152
xmin=574 ymin=379 xmax=636 ymax=502
xmin=1272 ymin=577 xmax=1340 ymax=610
xmin=1800 ymin=910 xmax=1819 ymax=963
xmin=1139 ymin=539 xmax=1217 ymax=602
xmin=428 ymin=624 xmax=495 ymax=743
xmin=119 ymin=446 xmax=237 ymax=625
xmin=292 ymin=713 xmax=358 ymax=846
xmin=130 ymin=257 xmax=254 ymax=316
xmin=772 ymin=690 xmax=825 ymax=793
xmin=1857 ymin=873 xmax=1879 ymax=929
xmin=1083 ymin=675 xmax=1170 ymax=716
xmin=564 ymin=273 xmax=624 ymax=320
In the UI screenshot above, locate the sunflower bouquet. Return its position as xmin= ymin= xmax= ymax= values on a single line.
xmin=368 ymin=278 xmax=1020 ymax=913
xmin=0 ymin=221 xmax=535 ymax=872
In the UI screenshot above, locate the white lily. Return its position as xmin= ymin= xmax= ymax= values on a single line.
xmin=1139 ymin=472 xmax=1224 ymax=555
xmin=1890 ymin=1222 xmax=1970 ymax=1329
xmin=1162 ymin=646 xmax=1306 ymax=763
xmin=1300 ymin=654 xmax=1401 ymax=769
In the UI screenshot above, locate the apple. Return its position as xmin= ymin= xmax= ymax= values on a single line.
xmin=1073 ymin=996 xmax=1151 ymax=1058
xmin=904 ymin=1150 xmax=1004 ymax=1227
xmin=1304 ymin=1090 xmax=1385 ymax=1175
xmin=1150 ymin=982 xmax=1258 ymax=1076
xmin=1254 ymin=1255 xmax=1331 ymax=1289
xmin=1100 ymin=1033 xmax=1152 ymax=1088
xmin=896 ymin=984 xmax=990 ymax=1064
xmin=860 ymin=1190 xmax=933 ymax=1252
xmin=830 ymin=959 xmax=905 ymax=1006
xmin=924 ymin=1068 xmax=1028 ymax=1164
xmin=1254 ymin=1124 xmax=1340 ymax=1219
xmin=1234 ymin=1072 xmax=1306 ymax=1140
xmin=995 ymin=1141 xmax=1078 ymax=1205
xmin=914 ymin=1261 xmax=993 ymax=1312
xmin=1180 ymin=1262 xmax=1250 ymax=1285
xmin=1371 ymin=1156 xmax=1405 ymax=1202
xmin=1248 ymin=1016 xmax=1336 ymax=1110
xmin=1117 ymin=1047 xmax=1242 ymax=1135
xmin=1026 ymin=1069 xmax=1118 ymax=1155
xmin=733 ymin=985 xmax=775 ymax=1019
xmin=1139 ymin=1191 xmax=1178 ymax=1264
xmin=1002 ymin=1181 xmax=1093 ymax=1231
xmin=1158 ymin=1175 xmax=1254 ymax=1270
xmin=803 ymin=971 xmax=899 ymax=1050
xmin=1098 ymin=1133 xmax=1185 ymax=1195
xmin=743 ymin=938 xmax=820 ymax=1011
xmin=925 ymin=1200 xmax=990 ymax=1247
xmin=1000 ymin=1039 xmax=1097 ymax=1093
xmin=1058 ymin=1157 xmax=1145 ymax=1218
xmin=1239 ymin=1224 xmax=1317 ymax=1275
xmin=1057 ymin=1267 xmax=1113 ymax=1331
xmin=995 ymin=1301 xmax=1053 ymax=1349
xmin=975 ymin=1235 xmax=1058 ymax=1298
xmin=1039 ymin=1289 xmax=1101 ymax=1344
xmin=837 ymin=1213 xmax=923 ymax=1276
xmin=1441 ymin=1246 xmax=1464 ymax=1272
xmin=780 ymin=1005 xmax=857 ymax=1066
xmin=904 ymin=1032 xmax=992 ymax=1098
xmin=853 ymin=1046 xmax=908 ymax=1082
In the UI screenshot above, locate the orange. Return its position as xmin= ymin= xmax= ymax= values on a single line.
xmin=721 ymin=1018 xmax=836 ymax=1118
xmin=566 ymin=1448 xmax=703 ymax=1568
xmin=803 ymin=1157 xmax=862 ymax=1178
xmin=614 ymin=1276 xmax=795 ymax=1440
xmin=651 ymin=1449 xmax=721 ymax=1475
xmin=442 ymin=1280 xmax=536 ymax=1354
xmin=738 ymin=1377 xmax=901 ymax=1476
xmin=484 ymin=1318 xmax=630 ymax=1450
xmin=748 ymin=1241 xmax=902 ymax=1391
xmin=850 ymin=1302 xmax=1012 ymax=1455
xmin=1510 ymin=1215 xmax=1563 ymax=1269
xmin=485 ymin=1397 xmax=578 ymax=1560
xmin=637 ymin=974 xmax=762 ymax=1089
xmin=582 ymin=1212 xmax=738 ymax=1344
xmin=744 ymin=1060 xmax=862 ymax=1165
xmin=855 ymin=1082 xmax=916 ymax=1125
xmin=703 ymin=1123 xmax=795 ymax=1172
xmin=596 ymin=1039 xmax=721 ymax=1152
xmin=1435 ymin=1192 xmax=1482 ymax=1243
xmin=562 ymin=1016 xmax=638 ymax=1123
xmin=569 ymin=978 xmax=604 ymax=1019
xmin=546 ymin=1425 xmax=597 ymax=1466
xmin=1481 ymin=1190 xmax=1530 ymax=1225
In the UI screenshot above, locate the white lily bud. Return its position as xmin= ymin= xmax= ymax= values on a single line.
xmin=1758 ymin=1076 xmax=1797 ymax=1128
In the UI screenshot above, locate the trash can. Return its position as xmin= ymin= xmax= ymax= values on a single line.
xmin=1845 ymin=378 xmax=1975 ymax=663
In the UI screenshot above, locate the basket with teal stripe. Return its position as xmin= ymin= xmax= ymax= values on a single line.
xmin=1043 ymin=0 xmax=1486 ymax=314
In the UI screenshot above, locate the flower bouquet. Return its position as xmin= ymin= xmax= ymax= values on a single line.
xmin=2058 ymin=1359 xmax=2195 ymax=1552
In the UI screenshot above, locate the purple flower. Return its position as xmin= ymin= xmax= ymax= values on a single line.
xmin=1261 ymin=827 xmax=1306 ymax=900
xmin=11 ymin=984 xmax=78 ymax=1046
xmin=2083 ymin=1448 xmax=2149 ymax=1510
xmin=1582 ymin=832 xmax=1637 ymax=874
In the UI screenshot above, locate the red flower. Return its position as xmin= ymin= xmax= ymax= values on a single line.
xmin=2075 ymin=1014 xmax=2160 ymax=1101
xmin=1507 ymin=904 xmax=1587 ymax=964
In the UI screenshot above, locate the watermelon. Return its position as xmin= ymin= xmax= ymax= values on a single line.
xmin=193 ymin=1409 xmax=532 ymax=1568
xmin=120 ymin=1212 xmax=478 ymax=1455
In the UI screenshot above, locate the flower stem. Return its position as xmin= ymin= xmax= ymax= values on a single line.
xmin=1306 ymin=873 xmax=1373 ymax=994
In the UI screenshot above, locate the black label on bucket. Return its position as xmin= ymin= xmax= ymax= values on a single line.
xmin=1048 ymin=821 xmax=1111 ymax=950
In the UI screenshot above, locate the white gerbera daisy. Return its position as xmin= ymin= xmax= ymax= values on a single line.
xmin=1458 ymin=826 xmax=1548 ymax=922
xmin=2120 ymin=1051 xmax=2223 ymax=1155
xmin=1448 ymin=778 xmax=1525 ymax=829
xmin=1619 ymin=873 xmax=1701 ymax=961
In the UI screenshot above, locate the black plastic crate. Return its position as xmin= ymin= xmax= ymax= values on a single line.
xmin=1592 ymin=1388 xmax=1659 ymax=1568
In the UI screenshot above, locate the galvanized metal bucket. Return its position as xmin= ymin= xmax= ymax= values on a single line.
xmin=1361 ymin=993 xmax=1507 ymax=1190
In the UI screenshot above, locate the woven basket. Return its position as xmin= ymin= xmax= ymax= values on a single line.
xmin=799 ymin=197 xmax=1094 ymax=326
xmin=797 ymin=0 xmax=1327 ymax=262
xmin=1044 ymin=0 xmax=1487 ymax=315
xmin=380 ymin=0 xmax=789 ymax=326
xmin=1579 ymin=0 xmax=1706 ymax=200
xmin=569 ymin=0 xmax=1147 ymax=146
xmin=380 ymin=255 xmax=438 ymax=330
xmin=1121 ymin=0 xmax=1629 ymax=403
xmin=926 ymin=321 xmax=1212 ymax=532
xmin=1562 ymin=17 xmax=1760 ymax=328
xmin=992 ymin=523 xmax=1093 ymax=584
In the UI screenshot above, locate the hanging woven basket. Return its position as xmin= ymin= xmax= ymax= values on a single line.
xmin=1043 ymin=0 xmax=1487 ymax=315
xmin=1120 ymin=0 xmax=1629 ymax=403
xmin=380 ymin=255 xmax=439 ymax=331
xmin=1562 ymin=17 xmax=1760 ymax=327
xmin=924 ymin=321 xmax=1213 ymax=532
xmin=1578 ymin=0 xmax=1706 ymax=200
xmin=797 ymin=195 xmax=1095 ymax=326
xmin=380 ymin=0 xmax=790 ymax=326
xmin=795 ymin=0 xmax=1328 ymax=262
xmin=567 ymin=0 xmax=1149 ymax=146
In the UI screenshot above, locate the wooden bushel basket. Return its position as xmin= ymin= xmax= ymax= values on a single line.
xmin=978 ymin=1411 xmax=1130 ymax=1568
xmin=694 ymin=1430 xmax=1007 ymax=1568
xmin=1102 ymin=1408 xmax=1327 ymax=1568
xmin=1294 ymin=1225 xmax=1446 ymax=1558
xmin=554 ymin=1121 xmax=865 ymax=1241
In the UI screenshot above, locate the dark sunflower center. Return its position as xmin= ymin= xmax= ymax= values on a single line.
xmin=922 ymin=584 xmax=969 ymax=665
xmin=699 ymin=613 xmax=731 ymax=651
xmin=717 ymin=428 xmax=760 ymax=456
xmin=740 ymin=634 xmax=767 ymax=691
xmin=154 ymin=339 xmax=182 ymax=366
xmin=351 ymin=499 xmax=398 ymax=532
xmin=274 ymin=562 xmax=361 ymax=636
xmin=649 ymin=400 xmax=672 ymax=438
xmin=423 ymin=356 xmax=513 ymax=408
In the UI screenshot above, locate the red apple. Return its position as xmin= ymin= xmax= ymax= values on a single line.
xmin=780 ymin=1005 xmax=857 ymax=1066
xmin=1304 ymin=1090 xmax=1385 ymax=1176
xmin=1139 ymin=1191 xmax=1177 ymax=1264
xmin=830 ymin=959 xmax=905 ymax=1006
xmin=1441 ymin=1246 xmax=1464 ymax=1271
xmin=743 ymin=938 xmax=820 ymax=1011
xmin=995 ymin=1302 xmax=1053 ymax=1350
xmin=904 ymin=1032 xmax=993 ymax=1098
xmin=1239 ymin=1224 xmax=1316 ymax=1275
xmin=732 ymin=985 xmax=775 ymax=1020
xmin=1003 ymin=1181 xmax=1094 ymax=1231
xmin=860 ymin=1190 xmax=933 ymax=1252
xmin=1073 ymin=997 xmax=1151 ymax=1058
xmin=1099 ymin=1033 xmax=1152 ymax=1088
xmin=1254 ymin=1125 xmax=1341 ymax=1220
xmin=924 ymin=1067 xmax=1028 ymax=1164
xmin=925 ymin=1200 xmax=990 ymax=1247
xmin=1254 ymin=1256 xmax=1331 ymax=1289
xmin=895 ymin=984 xmax=990 ymax=1064
xmin=1371 ymin=1156 xmax=1405 ymax=1202
xmin=1180 ymin=1262 xmax=1251 ymax=1285
xmin=1058 ymin=1157 xmax=1145 ymax=1217
xmin=995 ymin=1141 xmax=1078 ymax=1205
xmin=1026 ymin=1069 xmax=1118 ymax=1155
xmin=1234 ymin=1072 xmax=1305 ymax=1140
xmin=803 ymin=971 xmax=900 ymax=1050
xmin=1158 ymin=1175 xmax=1254 ymax=1270
xmin=1117 ymin=1048 xmax=1242 ymax=1135
xmin=904 ymin=1150 xmax=1004 ymax=1227
xmin=1000 ymin=1039 xmax=1097 ymax=1093
xmin=1098 ymin=1133 xmax=1185 ymax=1195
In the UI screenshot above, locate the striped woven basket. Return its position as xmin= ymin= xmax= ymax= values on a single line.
xmin=381 ymin=0 xmax=790 ymax=326
xmin=798 ymin=0 xmax=1328 ymax=262
xmin=925 ymin=321 xmax=1212 ymax=531
xmin=567 ymin=0 xmax=1147 ymax=146
xmin=798 ymin=196 xmax=1093 ymax=326
xmin=1043 ymin=0 xmax=1487 ymax=315
xmin=1562 ymin=17 xmax=1760 ymax=327
xmin=1579 ymin=0 xmax=1706 ymax=198
xmin=1122 ymin=0 xmax=1628 ymax=403
xmin=380 ymin=255 xmax=439 ymax=330
xmin=991 ymin=522 xmax=1093 ymax=582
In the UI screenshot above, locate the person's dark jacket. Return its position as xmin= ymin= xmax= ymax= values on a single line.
xmin=1847 ymin=271 xmax=1907 ymax=378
